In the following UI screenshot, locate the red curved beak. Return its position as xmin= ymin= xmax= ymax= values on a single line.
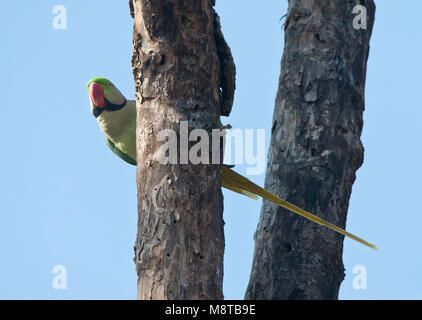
xmin=89 ymin=82 xmax=106 ymax=107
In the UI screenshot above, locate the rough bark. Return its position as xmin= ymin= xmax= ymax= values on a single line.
xmin=246 ymin=0 xmax=375 ymax=300
xmin=130 ymin=0 xmax=235 ymax=300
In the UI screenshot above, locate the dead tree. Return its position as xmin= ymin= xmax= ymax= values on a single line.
xmin=246 ymin=1 xmax=376 ymax=299
xmin=130 ymin=0 xmax=235 ymax=299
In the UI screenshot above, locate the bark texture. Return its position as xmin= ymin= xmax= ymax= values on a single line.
xmin=130 ymin=0 xmax=235 ymax=300
xmin=246 ymin=0 xmax=375 ymax=300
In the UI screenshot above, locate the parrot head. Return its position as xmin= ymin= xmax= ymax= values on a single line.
xmin=87 ymin=77 xmax=127 ymax=118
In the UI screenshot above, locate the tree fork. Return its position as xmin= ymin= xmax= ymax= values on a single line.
xmin=246 ymin=0 xmax=375 ymax=299
xmin=130 ymin=0 xmax=235 ymax=300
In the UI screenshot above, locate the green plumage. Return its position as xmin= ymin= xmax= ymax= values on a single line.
xmin=87 ymin=77 xmax=137 ymax=164
xmin=105 ymin=137 xmax=137 ymax=165
xmin=87 ymin=77 xmax=376 ymax=250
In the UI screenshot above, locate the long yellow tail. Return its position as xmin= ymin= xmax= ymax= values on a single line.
xmin=222 ymin=166 xmax=377 ymax=250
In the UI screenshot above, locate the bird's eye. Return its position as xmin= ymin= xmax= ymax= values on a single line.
xmin=107 ymin=82 xmax=112 ymax=88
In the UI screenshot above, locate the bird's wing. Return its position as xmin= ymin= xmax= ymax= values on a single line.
xmin=105 ymin=137 xmax=137 ymax=166
xmin=221 ymin=165 xmax=377 ymax=250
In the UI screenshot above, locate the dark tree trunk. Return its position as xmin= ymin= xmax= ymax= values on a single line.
xmin=130 ymin=0 xmax=235 ymax=300
xmin=245 ymin=0 xmax=375 ymax=300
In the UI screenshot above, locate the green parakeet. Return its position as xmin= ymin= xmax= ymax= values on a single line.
xmin=87 ymin=77 xmax=377 ymax=250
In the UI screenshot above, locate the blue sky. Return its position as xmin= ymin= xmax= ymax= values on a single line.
xmin=1 ymin=1 xmax=421 ymax=299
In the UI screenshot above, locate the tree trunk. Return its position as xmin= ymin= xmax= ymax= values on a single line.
xmin=130 ymin=0 xmax=235 ymax=300
xmin=245 ymin=0 xmax=375 ymax=300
